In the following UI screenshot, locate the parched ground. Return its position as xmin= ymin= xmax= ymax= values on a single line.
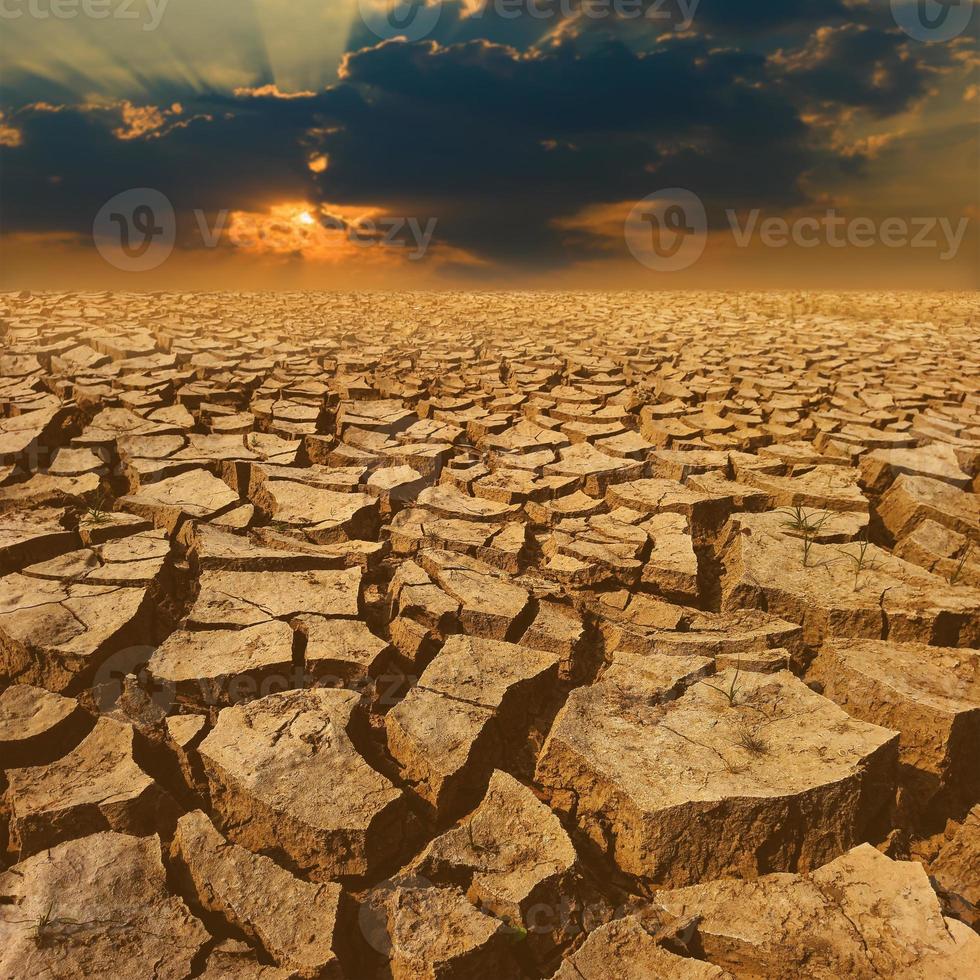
xmin=0 ymin=290 xmax=978 ymax=978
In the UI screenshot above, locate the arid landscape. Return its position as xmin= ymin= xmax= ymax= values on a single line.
xmin=0 ymin=289 xmax=978 ymax=978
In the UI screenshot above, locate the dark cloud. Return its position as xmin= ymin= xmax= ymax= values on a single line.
xmin=0 ymin=97 xmax=322 ymax=238
xmin=310 ymin=36 xmax=814 ymax=262
xmin=772 ymin=24 xmax=935 ymax=116
xmin=345 ymin=0 xmax=557 ymax=55
xmin=694 ymin=0 xmax=853 ymax=32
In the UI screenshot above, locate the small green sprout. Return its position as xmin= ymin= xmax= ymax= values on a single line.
xmin=778 ymin=506 xmax=835 ymax=567
xmin=948 ymin=545 xmax=972 ymax=586
xmin=836 ymin=536 xmax=878 ymax=591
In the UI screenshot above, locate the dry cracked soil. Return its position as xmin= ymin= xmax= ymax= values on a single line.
xmin=0 ymin=289 xmax=978 ymax=979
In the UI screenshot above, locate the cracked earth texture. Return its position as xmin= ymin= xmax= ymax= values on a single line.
xmin=0 ymin=290 xmax=978 ymax=978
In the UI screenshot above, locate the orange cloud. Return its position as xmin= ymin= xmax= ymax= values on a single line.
xmin=0 ymin=112 xmax=22 ymax=147
xmin=224 ymin=202 xmax=388 ymax=263
xmin=221 ymin=201 xmax=485 ymax=271
xmin=233 ymin=84 xmax=317 ymax=99
xmin=113 ymin=102 xmax=168 ymax=140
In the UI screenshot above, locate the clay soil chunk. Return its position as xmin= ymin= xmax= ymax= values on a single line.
xmin=552 ymin=914 xmax=731 ymax=979
xmin=253 ymin=478 xmax=379 ymax=542
xmin=75 ymin=406 xmax=183 ymax=446
xmin=0 ymin=507 xmax=77 ymax=574
xmin=388 ymin=558 xmax=461 ymax=634
xmin=930 ymin=805 xmax=980 ymax=919
xmin=719 ymin=523 xmax=980 ymax=647
xmin=0 ymin=683 xmax=89 ymax=767
xmin=418 ymin=484 xmax=520 ymax=522
xmin=809 ymin=638 xmax=980 ymax=808
xmin=148 ymin=620 xmax=297 ymax=708
xmin=0 ymin=406 xmax=66 ymax=465
xmin=190 ymin=522 xmax=384 ymax=571
xmin=197 ymin=941 xmax=295 ymax=980
xmin=4 ymin=716 xmax=172 ymax=857
xmin=878 ymin=474 xmax=980 ymax=541
xmin=386 ymin=635 xmax=560 ymax=821
xmin=536 ymin=667 xmax=898 ymax=887
xmin=736 ymin=463 xmax=869 ymax=512
xmin=545 ymin=443 xmax=644 ymax=495
xmin=295 ymin=614 xmax=392 ymax=683
xmin=602 ymin=600 xmax=803 ymax=669
xmin=860 ymin=444 xmax=972 ymax=492
xmin=894 ymin=518 xmax=980 ymax=585
xmin=22 ymin=529 xmax=169 ymax=587
xmin=417 ymin=549 xmax=532 ymax=640
xmin=0 ymin=832 xmax=209 ymax=980
xmin=186 ymin=566 xmax=361 ymax=627
xmin=411 ymin=769 xmax=580 ymax=956
xmin=118 ymin=467 xmax=240 ymax=534
xmin=652 ymin=843 xmax=980 ymax=979
xmin=171 ymin=809 xmax=344 ymax=978
xmin=0 ymin=573 xmax=151 ymax=691
xmin=358 ymin=881 xmax=515 ymax=980
xmin=198 ymin=687 xmax=407 ymax=880
xmin=606 ymin=479 xmax=734 ymax=539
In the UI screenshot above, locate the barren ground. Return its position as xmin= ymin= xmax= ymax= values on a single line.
xmin=0 ymin=290 xmax=978 ymax=978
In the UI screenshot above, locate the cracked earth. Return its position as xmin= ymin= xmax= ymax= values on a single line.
xmin=0 ymin=290 xmax=978 ymax=978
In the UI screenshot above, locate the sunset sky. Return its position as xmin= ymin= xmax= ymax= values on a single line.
xmin=0 ymin=0 xmax=977 ymax=290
